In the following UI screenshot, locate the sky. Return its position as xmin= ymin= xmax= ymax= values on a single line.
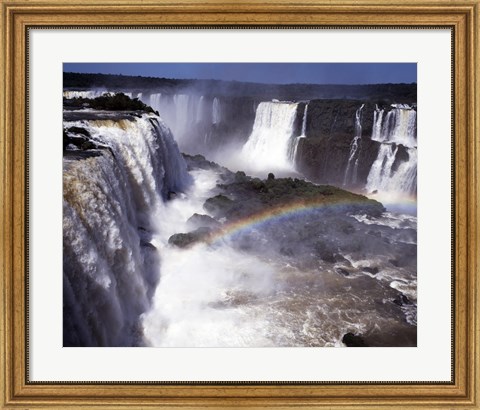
xmin=63 ymin=63 xmax=416 ymax=85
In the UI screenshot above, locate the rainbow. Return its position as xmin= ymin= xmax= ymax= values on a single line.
xmin=205 ymin=196 xmax=383 ymax=245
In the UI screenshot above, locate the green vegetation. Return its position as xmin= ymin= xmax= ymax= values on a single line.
xmin=64 ymin=92 xmax=157 ymax=113
xmin=64 ymin=72 xmax=416 ymax=102
xmin=217 ymin=176 xmax=384 ymax=220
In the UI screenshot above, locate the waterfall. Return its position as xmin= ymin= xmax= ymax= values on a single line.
xmin=299 ymin=103 xmax=308 ymax=136
xmin=288 ymin=102 xmax=309 ymax=164
xmin=366 ymin=145 xmax=417 ymax=196
xmin=63 ymin=112 xmax=191 ymax=346
xmin=146 ymin=93 xmax=219 ymax=152
xmin=196 ymin=95 xmax=206 ymax=123
xmin=173 ymin=94 xmax=191 ymax=138
xmin=371 ymin=105 xmax=384 ymax=141
xmin=366 ymin=105 xmax=417 ymax=198
xmin=242 ymin=101 xmax=299 ymax=170
xmin=343 ymin=104 xmax=365 ymax=186
xmin=212 ymin=97 xmax=221 ymax=124
xmin=63 ymin=90 xmax=115 ymax=99
xmin=149 ymin=92 xmax=162 ymax=110
xmin=365 ymin=144 xmax=399 ymax=192
xmin=372 ymin=105 xmax=416 ymax=148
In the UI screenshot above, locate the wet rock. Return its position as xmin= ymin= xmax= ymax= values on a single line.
xmin=314 ymin=241 xmax=336 ymax=263
xmin=140 ymin=240 xmax=156 ymax=250
xmin=67 ymin=126 xmax=91 ymax=138
xmin=203 ymin=195 xmax=234 ymax=217
xmin=336 ymin=268 xmax=350 ymax=276
xmin=391 ymin=144 xmax=410 ymax=173
xmin=187 ymin=213 xmax=220 ymax=229
xmin=168 ymin=227 xmax=212 ymax=248
xmin=389 ymin=258 xmax=400 ymax=267
xmin=81 ymin=141 xmax=96 ymax=150
xmin=167 ymin=191 xmax=177 ymax=200
xmin=63 ymin=129 xmax=88 ymax=150
xmin=183 ymin=153 xmax=223 ymax=171
xmin=393 ymin=294 xmax=412 ymax=306
xmin=342 ymin=332 xmax=368 ymax=347
xmin=334 ymin=254 xmax=351 ymax=265
xmin=96 ymin=145 xmax=115 ymax=158
xmin=362 ymin=266 xmax=379 ymax=275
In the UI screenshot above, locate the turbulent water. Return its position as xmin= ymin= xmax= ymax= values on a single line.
xmin=140 ymin=166 xmax=417 ymax=347
xmin=63 ymin=92 xmax=417 ymax=348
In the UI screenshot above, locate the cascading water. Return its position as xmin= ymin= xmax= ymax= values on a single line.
xmin=365 ymin=144 xmax=399 ymax=192
xmin=63 ymin=112 xmax=191 ymax=346
xmin=212 ymin=97 xmax=221 ymax=124
xmin=288 ymin=103 xmax=309 ymax=164
xmin=301 ymin=103 xmax=308 ymax=136
xmin=371 ymin=105 xmax=384 ymax=141
xmin=173 ymin=94 xmax=192 ymax=139
xmin=63 ymin=90 xmax=124 ymax=99
xmin=196 ymin=95 xmax=206 ymax=123
xmin=242 ymin=101 xmax=299 ymax=170
xmin=366 ymin=105 xmax=417 ymax=199
xmin=372 ymin=105 xmax=417 ymax=148
xmin=149 ymin=92 xmax=163 ymax=111
xmin=145 ymin=93 xmax=222 ymax=153
xmin=64 ymin=90 xmax=103 ymax=99
xmin=343 ymin=104 xmax=365 ymax=186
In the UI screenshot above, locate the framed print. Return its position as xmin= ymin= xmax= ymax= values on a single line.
xmin=1 ymin=0 xmax=479 ymax=408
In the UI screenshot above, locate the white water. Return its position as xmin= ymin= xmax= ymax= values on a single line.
xmin=196 ymin=95 xmax=206 ymax=123
xmin=64 ymin=90 xmax=136 ymax=100
xmin=146 ymin=93 xmax=222 ymax=153
xmin=371 ymin=105 xmax=384 ymax=141
xmin=241 ymin=101 xmax=299 ymax=171
xmin=149 ymin=93 xmax=163 ymax=113
xmin=301 ymin=103 xmax=309 ymax=136
xmin=64 ymin=90 xmax=112 ymax=99
xmin=366 ymin=144 xmax=399 ymax=192
xmin=343 ymin=104 xmax=365 ymax=186
xmin=138 ymin=167 xmax=275 ymax=347
xmin=64 ymin=90 xmax=103 ymax=99
xmin=366 ymin=105 xmax=417 ymax=200
xmin=141 ymin=169 xmax=412 ymax=347
xmin=287 ymin=103 xmax=309 ymax=165
xmin=63 ymin=113 xmax=191 ymax=346
xmin=372 ymin=106 xmax=417 ymax=148
xmin=173 ymin=94 xmax=191 ymax=140
xmin=212 ymin=97 xmax=221 ymax=124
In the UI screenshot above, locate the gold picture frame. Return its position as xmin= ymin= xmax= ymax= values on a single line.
xmin=1 ymin=0 xmax=479 ymax=408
